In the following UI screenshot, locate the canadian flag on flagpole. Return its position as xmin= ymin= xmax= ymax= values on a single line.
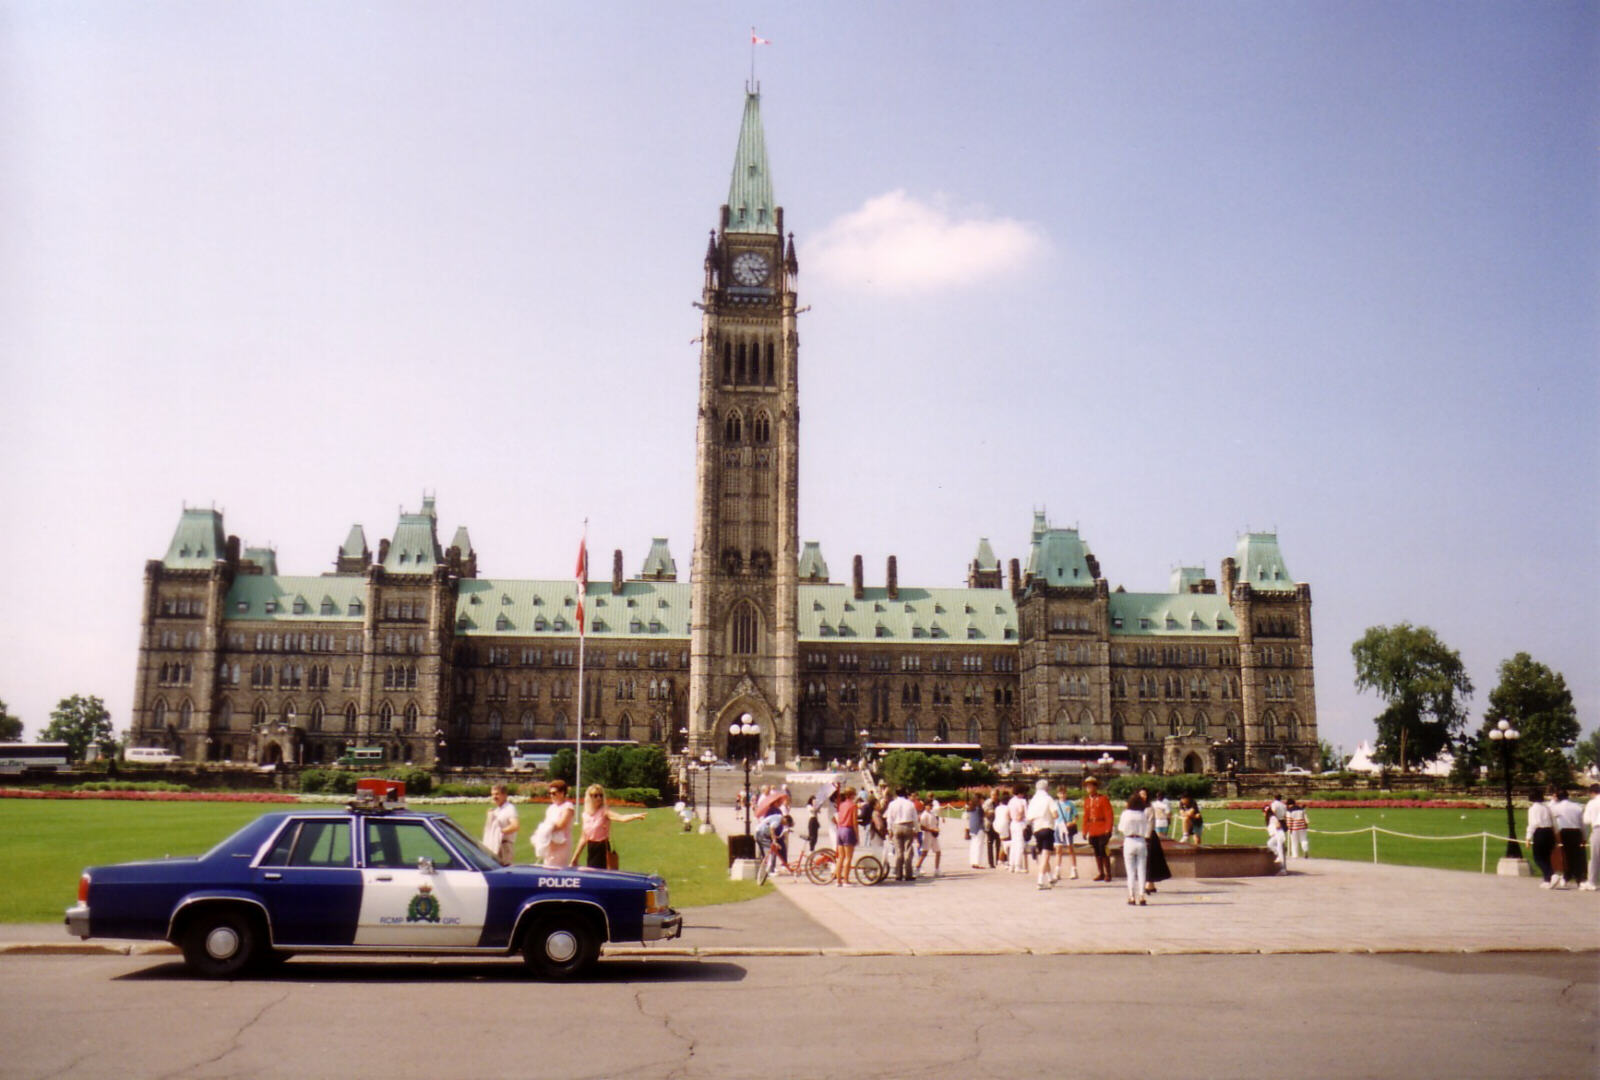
xmin=574 ymin=537 xmax=588 ymax=636
xmin=751 ymin=28 xmax=770 ymax=45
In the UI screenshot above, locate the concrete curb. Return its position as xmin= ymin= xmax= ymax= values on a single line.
xmin=4 ymin=940 xmax=1595 ymax=959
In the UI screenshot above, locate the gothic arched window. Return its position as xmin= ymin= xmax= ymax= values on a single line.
xmin=724 ymin=411 xmax=743 ymax=443
xmin=730 ymin=604 xmax=758 ymax=655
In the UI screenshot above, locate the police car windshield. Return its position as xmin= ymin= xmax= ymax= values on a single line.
xmin=434 ymin=816 xmax=505 ymax=871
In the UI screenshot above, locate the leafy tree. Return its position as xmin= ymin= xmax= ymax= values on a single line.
xmin=1575 ymin=729 xmax=1600 ymax=774
xmin=1475 ymin=653 xmax=1579 ymax=787
xmin=1351 ymin=623 xmax=1473 ymax=772
xmin=1316 ymin=739 xmax=1341 ymax=772
xmin=40 ymin=695 xmax=116 ymax=762
xmin=0 ymin=699 xmax=22 ymax=742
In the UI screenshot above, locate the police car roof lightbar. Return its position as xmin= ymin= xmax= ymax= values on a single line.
xmin=349 ymin=778 xmax=407 ymax=811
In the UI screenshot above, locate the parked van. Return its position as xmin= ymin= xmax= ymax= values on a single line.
xmin=336 ymin=747 xmax=386 ymax=768
xmin=125 ymin=747 xmax=182 ymax=765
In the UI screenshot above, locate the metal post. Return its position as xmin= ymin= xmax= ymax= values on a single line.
xmin=743 ymin=757 xmax=753 ymax=835
xmin=1499 ymin=738 xmax=1521 ymax=859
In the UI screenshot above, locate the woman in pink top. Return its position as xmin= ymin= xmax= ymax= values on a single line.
xmin=833 ymin=786 xmax=860 ymax=885
xmin=575 ymin=784 xmax=646 ymax=869
xmin=540 ymin=779 xmax=576 ymax=868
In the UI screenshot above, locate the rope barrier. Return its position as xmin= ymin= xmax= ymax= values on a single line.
xmin=1209 ymin=816 xmax=1531 ymax=872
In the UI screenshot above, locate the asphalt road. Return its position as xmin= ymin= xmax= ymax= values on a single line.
xmin=2 ymin=951 xmax=1593 ymax=1079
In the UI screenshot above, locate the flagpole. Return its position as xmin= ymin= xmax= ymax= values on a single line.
xmin=750 ymin=26 xmax=756 ymax=88
xmin=575 ymin=521 xmax=588 ymax=803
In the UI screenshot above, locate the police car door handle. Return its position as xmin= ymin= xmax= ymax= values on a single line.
xmin=264 ymin=872 xmax=282 ymax=880
xmin=374 ymin=874 xmax=393 ymax=882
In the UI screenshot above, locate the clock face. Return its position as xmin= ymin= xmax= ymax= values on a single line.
xmin=731 ymin=251 xmax=770 ymax=286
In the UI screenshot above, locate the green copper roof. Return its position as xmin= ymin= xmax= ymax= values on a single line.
xmin=340 ymin=525 xmax=368 ymax=559
xmin=449 ymin=526 xmax=474 ymax=557
xmin=973 ymin=538 xmax=999 ymax=572
xmin=1109 ymin=592 xmax=1237 ymax=636
xmin=1026 ymin=526 xmax=1095 ymax=587
xmin=243 ymin=547 xmax=278 ymax=575
xmin=224 ymin=575 xmax=369 ymax=621
xmin=798 ymin=541 xmax=829 ymax=582
xmin=1235 ymin=532 xmax=1296 ymax=592
xmin=456 ymin=579 xmax=691 ymax=638
xmin=726 ymin=92 xmax=778 ymax=235
xmin=383 ymin=501 xmax=443 ymax=573
xmin=1170 ymin=566 xmax=1207 ymax=593
xmin=163 ymin=509 xmax=227 ymax=569
xmin=799 ymin=585 xmax=1016 ymax=643
xmin=640 ymin=538 xmax=677 ymax=579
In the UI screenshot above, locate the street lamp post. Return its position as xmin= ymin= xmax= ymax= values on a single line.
xmin=727 ymin=716 xmax=761 ymax=864
xmin=1489 ymin=719 xmax=1524 ymax=873
xmin=698 ymin=749 xmax=716 ymax=834
xmin=731 ymin=715 xmax=761 ymax=836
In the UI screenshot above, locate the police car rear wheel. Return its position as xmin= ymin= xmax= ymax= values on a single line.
xmin=522 ymin=915 xmax=598 ymax=979
xmin=180 ymin=909 xmax=261 ymax=978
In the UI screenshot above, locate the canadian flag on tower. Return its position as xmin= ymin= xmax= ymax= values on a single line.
xmin=751 ymin=28 xmax=770 ymax=46
xmin=574 ymin=537 xmax=588 ymax=636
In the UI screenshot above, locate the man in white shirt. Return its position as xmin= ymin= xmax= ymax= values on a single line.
xmin=1026 ymin=779 xmax=1059 ymax=889
xmin=1550 ymin=789 xmax=1585 ymax=889
xmin=1580 ymin=783 xmax=1600 ymax=891
xmin=482 ymin=784 xmax=519 ymax=866
xmin=885 ymin=788 xmax=920 ymax=882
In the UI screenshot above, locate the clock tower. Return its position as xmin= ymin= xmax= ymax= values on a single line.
xmin=687 ymin=89 xmax=801 ymax=764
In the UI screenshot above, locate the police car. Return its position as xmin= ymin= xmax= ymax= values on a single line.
xmin=64 ymin=783 xmax=681 ymax=978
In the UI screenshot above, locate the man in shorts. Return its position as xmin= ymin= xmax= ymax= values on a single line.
xmin=1026 ymin=779 xmax=1059 ymax=889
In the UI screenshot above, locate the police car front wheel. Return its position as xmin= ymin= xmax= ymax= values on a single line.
xmin=522 ymin=915 xmax=598 ymax=979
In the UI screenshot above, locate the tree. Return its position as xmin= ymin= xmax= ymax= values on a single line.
xmin=1351 ymin=623 xmax=1473 ymax=772
xmin=0 ymin=699 xmax=21 ymax=742
xmin=1575 ymin=729 xmax=1600 ymax=774
xmin=40 ymin=695 xmax=115 ymax=762
xmin=1475 ymin=653 xmax=1580 ymax=787
xmin=1316 ymin=739 xmax=1341 ymax=772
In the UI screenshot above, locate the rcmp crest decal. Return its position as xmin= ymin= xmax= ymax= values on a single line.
xmin=406 ymin=880 xmax=441 ymax=923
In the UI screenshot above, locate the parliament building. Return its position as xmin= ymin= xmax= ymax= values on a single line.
xmin=131 ymin=90 xmax=1320 ymax=776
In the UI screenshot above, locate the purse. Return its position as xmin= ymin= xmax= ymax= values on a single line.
xmin=606 ymin=850 xmax=619 ymax=870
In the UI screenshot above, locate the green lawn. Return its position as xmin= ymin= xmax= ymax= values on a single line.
xmin=1200 ymin=806 xmax=1531 ymax=874
xmin=2 ymin=800 xmax=761 ymax=924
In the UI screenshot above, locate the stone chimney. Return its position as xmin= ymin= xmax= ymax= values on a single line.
xmin=886 ymin=555 xmax=899 ymax=600
xmin=853 ymin=555 xmax=864 ymax=600
xmin=1009 ymin=558 xmax=1022 ymax=598
xmin=612 ymin=549 xmax=624 ymax=595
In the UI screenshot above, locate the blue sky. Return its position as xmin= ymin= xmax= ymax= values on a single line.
xmin=1 ymin=2 xmax=1595 ymax=759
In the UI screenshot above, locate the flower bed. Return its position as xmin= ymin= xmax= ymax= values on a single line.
xmin=0 ymin=787 xmax=298 ymax=803
xmin=1223 ymin=799 xmax=1490 ymax=810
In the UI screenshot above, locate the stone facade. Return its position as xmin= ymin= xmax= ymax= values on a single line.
xmin=129 ymin=90 xmax=1319 ymax=774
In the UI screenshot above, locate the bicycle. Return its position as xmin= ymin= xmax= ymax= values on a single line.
xmin=755 ymin=837 xmax=816 ymax=885
xmin=802 ymin=846 xmax=887 ymax=886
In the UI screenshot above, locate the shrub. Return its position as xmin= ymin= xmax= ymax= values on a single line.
xmin=1107 ymin=773 xmax=1213 ymax=801
xmin=879 ymin=751 xmax=996 ymax=792
xmin=549 ymin=746 xmax=672 ymax=802
xmin=73 ymin=781 xmax=192 ymax=793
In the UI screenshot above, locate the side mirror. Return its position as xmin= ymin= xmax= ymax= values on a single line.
xmin=417 ymin=857 xmax=435 ymax=875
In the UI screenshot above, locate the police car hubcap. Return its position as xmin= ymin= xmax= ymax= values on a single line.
xmin=544 ymin=931 xmax=578 ymax=963
xmin=206 ymin=926 xmax=240 ymax=959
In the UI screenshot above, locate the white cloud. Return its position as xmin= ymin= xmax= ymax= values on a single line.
xmin=803 ymin=190 xmax=1048 ymax=293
